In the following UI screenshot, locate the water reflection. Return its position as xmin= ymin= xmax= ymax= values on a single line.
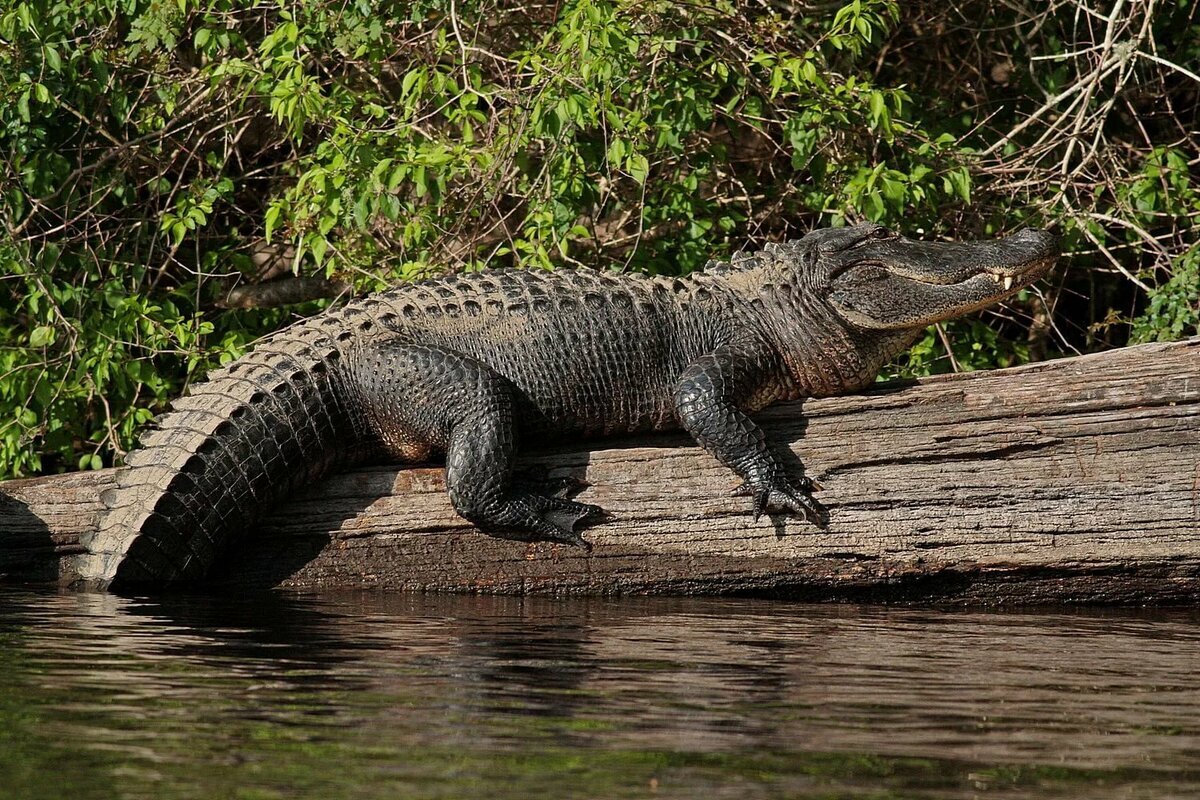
xmin=0 ymin=590 xmax=1197 ymax=799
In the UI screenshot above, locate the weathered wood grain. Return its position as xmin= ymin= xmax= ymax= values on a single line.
xmin=2 ymin=338 xmax=1198 ymax=602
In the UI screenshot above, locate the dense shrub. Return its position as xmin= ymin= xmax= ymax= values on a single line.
xmin=1 ymin=0 xmax=1197 ymax=476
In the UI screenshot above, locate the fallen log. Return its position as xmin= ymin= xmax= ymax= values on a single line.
xmin=2 ymin=338 xmax=1198 ymax=603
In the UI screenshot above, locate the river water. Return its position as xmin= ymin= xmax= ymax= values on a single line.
xmin=0 ymin=589 xmax=1197 ymax=799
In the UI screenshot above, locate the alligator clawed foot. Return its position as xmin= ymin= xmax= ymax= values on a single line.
xmin=527 ymin=495 xmax=605 ymax=551
xmin=734 ymin=478 xmax=828 ymax=527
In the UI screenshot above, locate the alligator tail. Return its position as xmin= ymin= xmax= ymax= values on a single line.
xmin=72 ymin=314 xmax=367 ymax=589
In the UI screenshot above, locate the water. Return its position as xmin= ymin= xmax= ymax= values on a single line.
xmin=0 ymin=590 xmax=1197 ymax=800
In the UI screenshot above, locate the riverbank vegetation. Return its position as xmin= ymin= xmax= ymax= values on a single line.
xmin=2 ymin=0 xmax=1197 ymax=476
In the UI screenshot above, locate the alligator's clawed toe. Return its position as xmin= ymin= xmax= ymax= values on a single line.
xmin=530 ymin=497 xmax=604 ymax=551
xmin=514 ymin=468 xmax=591 ymax=499
xmin=547 ymin=476 xmax=591 ymax=499
xmin=773 ymin=486 xmax=828 ymax=528
xmin=535 ymin=521 xmax=593 ymax=551
xmin=794 ymin=474 xmax=823 ymax=493
xmin=742 ymin=478 xmax=828 ymax=528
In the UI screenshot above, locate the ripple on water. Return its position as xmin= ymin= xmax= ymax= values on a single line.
xmin=0 ymin=590 xmax=1197 ymax=800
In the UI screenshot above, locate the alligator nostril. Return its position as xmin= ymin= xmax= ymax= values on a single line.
xmin=1011 ymin=228 xmax=1059 ymax=254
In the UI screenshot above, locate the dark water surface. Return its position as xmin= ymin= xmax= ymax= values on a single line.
xmin=0 ymin=590 xmax=1197 ymax=799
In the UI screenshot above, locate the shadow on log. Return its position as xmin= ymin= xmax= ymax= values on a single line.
xmin=2 ymin=339 xmax=1198 ymax=603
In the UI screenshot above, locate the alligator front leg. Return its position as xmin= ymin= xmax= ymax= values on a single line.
xmin=351 ymin=341 xmax=602 ymax=548
xmin=673 ymin=344 xmax=826 ymax=526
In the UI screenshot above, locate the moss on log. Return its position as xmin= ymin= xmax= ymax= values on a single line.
xmin=2 ymin=339 xmax=1198 ymax=603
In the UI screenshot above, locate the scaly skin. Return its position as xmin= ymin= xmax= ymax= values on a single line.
xmin=73 ymin=223 xmax=1058 ymax=588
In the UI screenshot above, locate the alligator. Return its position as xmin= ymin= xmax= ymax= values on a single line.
xmin=72 ymin=223 xmax=1058 ymax=588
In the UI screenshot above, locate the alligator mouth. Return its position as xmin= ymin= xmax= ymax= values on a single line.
xmin=834 ymin=229 xmax=1060 ymax=293
xmin=970 ymin=254 xmax=1057 ymax=293
xmin=826 ymin=229 xmax=1059 ymax=331
xmin=869 ymin=254 xmax=1056 ymax=290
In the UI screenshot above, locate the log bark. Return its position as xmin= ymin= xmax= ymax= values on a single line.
xmin=2 ymin=339 xmax=1198 ymax=603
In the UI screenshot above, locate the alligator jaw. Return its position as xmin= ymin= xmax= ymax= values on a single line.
xmin=981 ymin=251 xmax=1057 ymax=294
xmin=826 ymin=229 xmax=1059 ymax=330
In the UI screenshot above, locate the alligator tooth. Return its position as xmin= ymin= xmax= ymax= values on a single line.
xmin=1003 ymin=275 xmax=1014 ymax=290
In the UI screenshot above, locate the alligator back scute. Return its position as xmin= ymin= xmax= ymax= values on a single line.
xmin=73 ymin=317 xmax=364 ymax=589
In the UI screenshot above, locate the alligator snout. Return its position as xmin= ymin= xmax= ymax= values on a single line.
xmin=985 ymin=229 xmax=1059 ymax=288
xmin=826 ymin=224 xmax=1060 ymax=330
xmin=993 ymin=228 xmax=1059 ymax=272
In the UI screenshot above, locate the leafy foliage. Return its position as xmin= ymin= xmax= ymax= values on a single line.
xmin=1 ymin=0 xmax=1197 ymax=477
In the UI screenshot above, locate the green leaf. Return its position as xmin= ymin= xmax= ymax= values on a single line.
xmin=864 ymin=192 xmax=885 ymax=220
xmin=264 ymin=205 xmax=281 ymax=241
xmin=607 ymin=138 xmax=626 ymax=164
xmin=626 ymin=153 xmax=649 ymax=185
xmin=43 ymin=46 xmax=62 ymax=72
xmin=401 ymin=68 xmax=423 ymax=98
xmin=310 ymin=236 xmax=328 ymax=265
xmin=868 ymin=91 xmax=885 ymax=124
xmin=944 ymin=168 xmax=972 ymax=204
xmin=29 ymin=326 xmax=56 ymax=347
xmin=388 ymin=164 xmax=408 ymax=191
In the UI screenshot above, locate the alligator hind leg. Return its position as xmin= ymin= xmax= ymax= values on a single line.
xmin=447 ymin=423 xmax=601 ymax=550
xmin=350 ymin=341 xmax=602 ymax=549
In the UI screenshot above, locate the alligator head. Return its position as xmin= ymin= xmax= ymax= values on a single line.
xmin=801 ymin=223 xmax=1059 ymax=330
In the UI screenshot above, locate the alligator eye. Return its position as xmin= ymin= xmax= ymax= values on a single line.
xmin=871 ymin=227 xmax=892 ymax=239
